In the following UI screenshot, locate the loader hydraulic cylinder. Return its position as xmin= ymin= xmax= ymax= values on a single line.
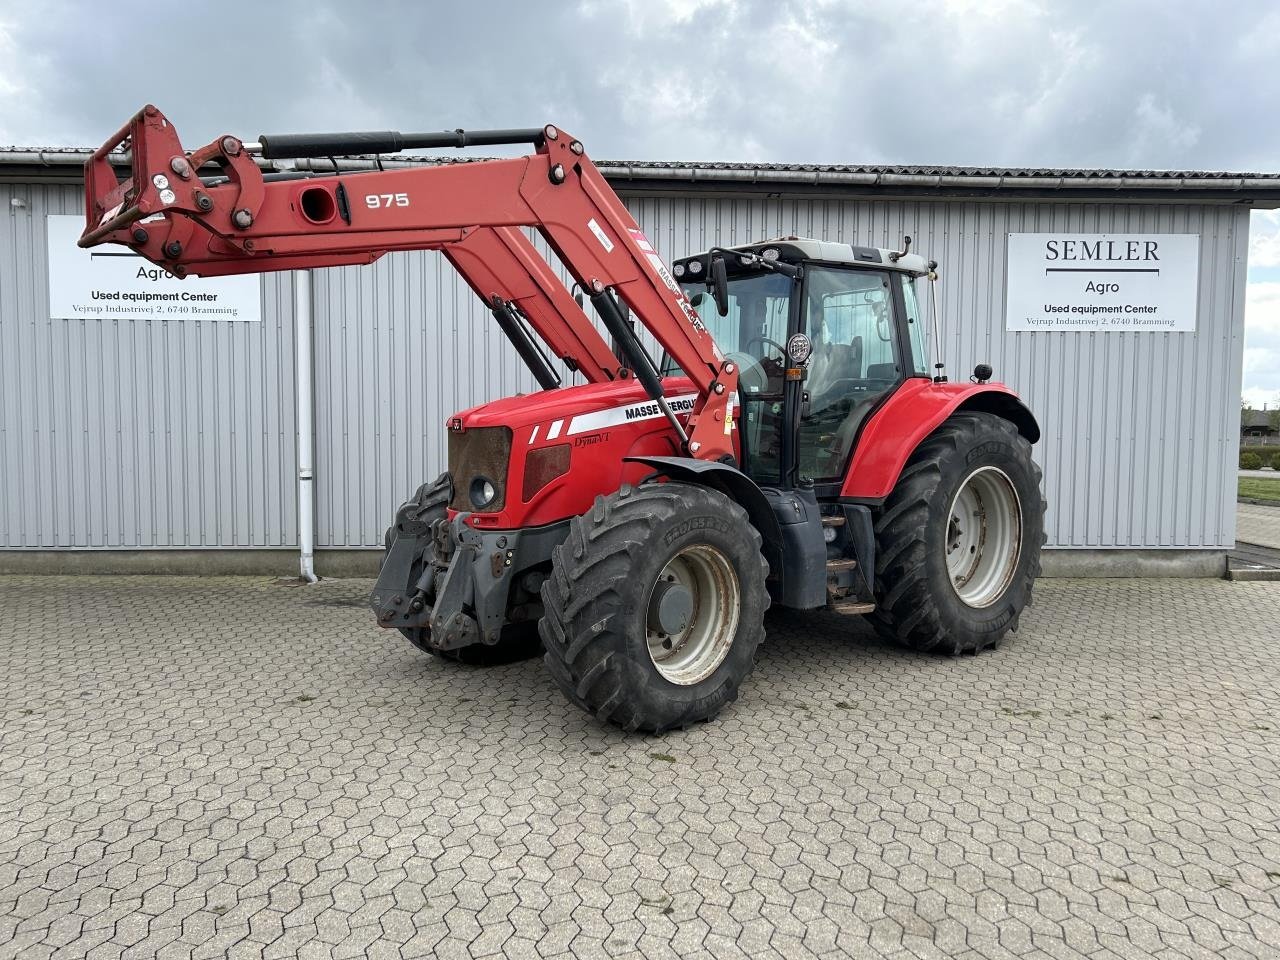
xmin=491 ymin=299 xmax=561 ymax=392
xmin=255 ymin=127 xmax=549 ymax=160
xmin=590 ymin=288 xmax=690 ymax=449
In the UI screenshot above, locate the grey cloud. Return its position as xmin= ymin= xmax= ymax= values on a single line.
xmin=1 ymin=0 xmax=1277 ymax=402
xmin=0 ymin=0 xmax=1275 ymax=170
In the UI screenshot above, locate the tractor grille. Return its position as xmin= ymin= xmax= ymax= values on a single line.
xmin=448 ymin=426 xmax=512 ymax=513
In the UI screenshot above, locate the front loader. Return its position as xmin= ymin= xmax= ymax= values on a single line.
xmin=80 ymin=106 xmax=1045 ymax=732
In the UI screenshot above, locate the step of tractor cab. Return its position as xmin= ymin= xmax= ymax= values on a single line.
xmin=825 ymin=557 xmax=874 ymax=615
xmin=831 ymin=600 xmax=876 ymax=615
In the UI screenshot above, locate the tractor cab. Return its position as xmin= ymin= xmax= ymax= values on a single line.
xmin=671 ymin=238 xmax=934 ymax=491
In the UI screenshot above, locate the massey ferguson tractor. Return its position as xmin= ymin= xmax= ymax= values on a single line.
xmin=80 ymin=106 xmax=1045 ymax=732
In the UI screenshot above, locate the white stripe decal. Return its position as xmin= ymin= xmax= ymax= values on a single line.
xmin=528 ymin=424 xmax=540 ymax=445
xmin=566 ymin=394 xmax=699 ymax=436
xmin=547 ymin=419 xmax=564 ymax=440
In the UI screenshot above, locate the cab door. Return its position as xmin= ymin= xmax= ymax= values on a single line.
xmin=796 ymin=266 xmax=911 ymax=482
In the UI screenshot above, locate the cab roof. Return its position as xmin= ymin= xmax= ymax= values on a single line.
xmin=674 ymin=237 xmax=934 ymax=278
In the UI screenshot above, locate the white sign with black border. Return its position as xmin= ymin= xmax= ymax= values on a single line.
xmin=1005 ymin=233 xmax=1199 ymax=332
xmin=46 ymin=215 xmax=262 ymax=322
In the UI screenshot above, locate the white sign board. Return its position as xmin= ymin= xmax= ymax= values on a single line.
xmin=1005 ymin=233 xmax=1199 ymax=332
xmin=46 ymin=215 xmax=261 ymax=322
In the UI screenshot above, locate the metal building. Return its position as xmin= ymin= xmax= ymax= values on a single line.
xmin=3 ymin=151 xmax=1276 ymax=576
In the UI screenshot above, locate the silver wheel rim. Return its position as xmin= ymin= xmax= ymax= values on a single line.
xmin=945 ymin=466 xmax=1022 ymax=608
xmin=645 ymin=544 xmax=740 ymax=686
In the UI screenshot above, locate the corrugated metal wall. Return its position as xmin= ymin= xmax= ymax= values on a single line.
xmin=1 ymin=183 xmax=1248 ymax=551
xmin=624 ymin=196 xmax=1248 ymax=550
xmin=0 ymin=182 xmax=297 ymax=548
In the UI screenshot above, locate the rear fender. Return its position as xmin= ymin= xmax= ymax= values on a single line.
xmin=840 ymin=380 xmax=1040 ymax=501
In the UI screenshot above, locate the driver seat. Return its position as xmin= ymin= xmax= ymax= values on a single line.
xmin=807 ymin=336 xmax=863 ymax=412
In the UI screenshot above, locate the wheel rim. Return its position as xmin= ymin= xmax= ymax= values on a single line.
xmin=945 ymin=466 xmax=1023 ymax=608
xmin=645 ymin=544 xmax=740 ymax=686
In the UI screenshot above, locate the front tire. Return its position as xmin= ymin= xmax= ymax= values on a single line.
xmin=540 ymin=483 xmax=769 ymax=733
xmin=871 ymin=412 xmax=1045 ymax=654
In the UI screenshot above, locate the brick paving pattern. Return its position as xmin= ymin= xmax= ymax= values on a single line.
xmin=2 ymin=575 xmax=1279 ymax=959
xmin=1237 ymin=503 xmax=1280 ymax=550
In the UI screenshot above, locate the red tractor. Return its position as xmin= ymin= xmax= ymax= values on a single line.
xmin=80 ymin=107 xmax=1045 ymax=732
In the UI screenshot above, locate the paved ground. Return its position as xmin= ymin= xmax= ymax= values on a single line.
xmin=1237 ymin=502 xmax=1280 ymax=550
xmin=2 ymin=575 xmax=1279 ymax=960
xmin=1239 ymin=469 xmax=1280 ymax=480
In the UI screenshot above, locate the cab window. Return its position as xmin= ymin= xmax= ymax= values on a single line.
xmin=674 ymin=272 xmax=794 ymax=484
xmin=798 ymin=267 xmax=904 ymax=480
xmin=900 ymin=275 xmax=929 ymax=376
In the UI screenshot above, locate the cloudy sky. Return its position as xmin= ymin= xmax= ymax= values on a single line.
xmin=0 ymin=0 xmax=1275 ymax=405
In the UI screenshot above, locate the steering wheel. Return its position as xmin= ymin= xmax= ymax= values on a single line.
xmin=746 ymin=336 xmax=787 ymax=358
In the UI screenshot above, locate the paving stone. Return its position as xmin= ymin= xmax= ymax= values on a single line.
xmin=1 ymin=574 xmax=1279 ymax=959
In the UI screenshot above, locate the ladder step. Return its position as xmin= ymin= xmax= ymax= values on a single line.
xmin=826 ymin=558 xmax=858 ymax=573
xmin=821 ymin=516 xmax=846 ymax=527
xmin=831 ymin=600 xmax=876 ymax=616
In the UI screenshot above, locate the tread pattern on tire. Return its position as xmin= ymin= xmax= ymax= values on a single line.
xmin=539 ymin=483 xmax=768 ymax=733
xmin=870 ymin=413 xmax=1046 ymax=655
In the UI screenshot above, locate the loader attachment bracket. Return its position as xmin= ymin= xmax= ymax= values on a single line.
xmin=371 ymin=513 xmax=569 ymax=651
xmin=79 ymin=104 xmax=263 ymax=254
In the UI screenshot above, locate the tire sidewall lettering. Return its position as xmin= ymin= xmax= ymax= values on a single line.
xmin=662 ymin=514 xmax=730 ymax=547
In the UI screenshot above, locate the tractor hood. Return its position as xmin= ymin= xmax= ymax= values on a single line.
xmin=444 ymin=375 xmax=707 ymax=530
xmin=449 ymin=376 xmax=699 ymax=434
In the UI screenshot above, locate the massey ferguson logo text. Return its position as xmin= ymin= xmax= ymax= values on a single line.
xmin=625 ymin=397 xmax=695 ymax=421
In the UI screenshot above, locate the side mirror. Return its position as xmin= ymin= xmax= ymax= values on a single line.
xmin=709 ymin=256 xmax=729 ymax=317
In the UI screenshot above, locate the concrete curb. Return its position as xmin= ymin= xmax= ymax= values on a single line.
xmin=1039 ymin=549 xmax=1226 ymax=579
xmin=0 ymin=549 xmax=380 ymax=578
xmin=1238 ymin=497 xmax=1280 ymax=507
xmin=1227 ymin=567 xmax=1280 ymax=581
xmin=1 ymin=547 xmax=1230 ymax=579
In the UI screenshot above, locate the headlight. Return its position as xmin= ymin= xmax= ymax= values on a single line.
xmin=470 ymin=477 xmax=497 ymax=509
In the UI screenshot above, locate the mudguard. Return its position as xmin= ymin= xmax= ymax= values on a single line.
xmin=840 ymin=380 xmax=1040 ymax=501
xmin=624 ymin=456 xmax=784 ymax=574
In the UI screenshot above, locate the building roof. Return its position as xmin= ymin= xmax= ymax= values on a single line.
xmin=4 ymin=146 xmax=1280 ymax=205
xmin=1243 ymin=409 xmax=1279 ymax=428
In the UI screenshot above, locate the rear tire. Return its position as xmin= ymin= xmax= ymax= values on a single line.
xmin=540 ymin=483 xmax=769 ymax=733
xmin=384 ymin=472 xmax=541 ymax=666
xmin=870 ymin=412 xmax=1045 ymax=654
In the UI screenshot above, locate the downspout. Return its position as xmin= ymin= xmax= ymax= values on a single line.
xmin=296 ymin=270 xmax=318 ymax=583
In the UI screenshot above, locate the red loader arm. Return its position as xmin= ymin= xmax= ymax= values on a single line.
xmin=80 ymin=105 xmax=738 ymax=459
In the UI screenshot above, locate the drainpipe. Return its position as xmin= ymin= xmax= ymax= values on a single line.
xmin=295 ymin=270 xmax=318 ymax=583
